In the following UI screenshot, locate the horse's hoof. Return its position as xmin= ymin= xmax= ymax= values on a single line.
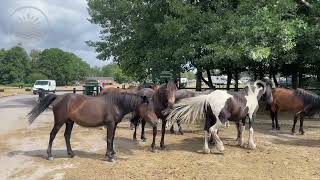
xmin=179 ymin=132 xmax=184 ymax=135
xmin=68 ymin=153 xmax=75 ymax=158
xmin=276 ymin=127 xmax=280 ymax=130
xmin=216 ymin=144 xmax=225 ymax=152
xmin=133 ymin=138 xmax=137 ymax=141
xmin=151 ymin=148 xmax=157 ymax=153
xmin=160 ymin=146 xmax=167 ymax=150
xmin=237 ymin=139 xmax=244 ymax=147
xmin=248 ymin=143 xmax=257 ymax=150
xmin=106 ymin=158 xmax=115 ymax=163
xmin=47 ymin=156 xmax=54 ymax=161
xmin=141 ymin=139 xmax=147 ymax=143
xmin=203 ymin=148 xmax=210 ymax=154
xmin=170 ymin=131 xmax=175 ymax=134
xmin=300 ymin=132 xmax=305 ymax=135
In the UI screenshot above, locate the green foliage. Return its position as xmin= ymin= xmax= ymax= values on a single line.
xmin=87 ymin=0 xmax=320 ymax=86
xmin=38 ymin=48 xmax=91 ymax=85
xmin=0 ymin=45 xmax=31 ymax=84
xmin=0 ymin=46 xmax=91 ymax=86
xmin=27 ymin=72 xmax=48 ymax=83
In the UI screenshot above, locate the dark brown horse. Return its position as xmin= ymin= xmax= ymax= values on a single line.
xmin=270 ymin=88 xmax=320 ymax=134
xmin=27 ymin=92 xmax=158 ymax=162
xmin=130 ymin=81 xmax=177 ymax=151
xmin=101 ymin=83 xmax=158 ymax=95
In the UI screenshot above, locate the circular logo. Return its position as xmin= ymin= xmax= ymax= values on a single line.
xmin=9 ymin=6 xmax=50 ymax=44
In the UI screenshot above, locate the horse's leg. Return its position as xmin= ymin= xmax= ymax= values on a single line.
xmin=237 ymin=118 xmax=246 ymax=147
xmin=209 ymin=123 xmax=224 ymax=152
xmin=169 ymin=123 xmax=175 ymax=134
xmin=203 ymin=130 xmax=210 ymax=154
xmin=292 ymin=114 xmax=298 ymax=135
xmin=235 ymin=122 xmax=240 ymax=140
xmin=105 ymin=122 xmax=115 ymax=162
xmin=111 ymin=123 xmax=118 ymax=156
xmin=141 ymin=119 xmax=147 ymax=142
xmin=64 ymin=120 xmax=75 ymax=158
xmin=177 ymin=120 xmax=184 ymax=135
xmin=131 ymin=116 xmax=139 ymax=141
xmin=270 ymin=110 xmax=276 ymax=130
xmin=47 ymin=122 xmax=64 ymax=160
xmin=248 ymin=115 xmax=257 ymax=149
xmin=299 ymin=115 xmax=305 ymax=135
xmin=151 ymin=126 xmax=157 ymax=152
xmin=160 ymin=119 xmax=167 ymax=150
xmin=275 ymin=111 xmax=280 ymax=130
xmin=133 ymin=123 xmax=137 ymax=141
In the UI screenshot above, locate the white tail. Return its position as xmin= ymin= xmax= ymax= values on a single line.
xmin=167 ymin=95 xmax=209 ymax=126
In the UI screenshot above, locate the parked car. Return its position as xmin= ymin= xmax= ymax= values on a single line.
xmin=32 ymin=80 xmax=56 ymax=94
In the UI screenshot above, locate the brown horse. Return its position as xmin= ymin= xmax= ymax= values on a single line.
xmin=270 ymin=88 xmax=320 ymax=134
xmin=101 ymin=83 xmax=158 ymax=95
xmin=27 ymin=92 xmax=158 ymax=162
xmin=130 ymin=81 xmax=177 ymax=151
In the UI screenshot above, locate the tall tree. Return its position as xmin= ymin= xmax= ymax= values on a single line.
xmin=0 ymin=45 xmax=31 ymax=84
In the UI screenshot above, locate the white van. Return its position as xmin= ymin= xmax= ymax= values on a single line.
xmin=32 ymin=80 xmax=56 ymax=94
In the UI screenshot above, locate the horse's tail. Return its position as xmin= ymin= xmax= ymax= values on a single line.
xmin=167 ymin=95 xmax=209 ymax=126
xmin=27 ymin=93 xmax=57 ymax=124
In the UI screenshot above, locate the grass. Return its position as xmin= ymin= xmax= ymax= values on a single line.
xmin=0 ymin=86 xmax=31 ymax=97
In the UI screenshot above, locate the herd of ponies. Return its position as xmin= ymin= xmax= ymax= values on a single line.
xmin=27 ymin=79 xmax=320 ymax=162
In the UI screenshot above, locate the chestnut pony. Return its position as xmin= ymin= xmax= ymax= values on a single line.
xmin=27 ymin=92 xmax=158 ymax=162
xmin=130 ymin=81 xmax=177 ymax=152
xmin=269 ymin=88 xmax=320 ymax=134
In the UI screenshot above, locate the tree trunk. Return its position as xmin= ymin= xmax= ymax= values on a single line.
xmin=292 ymin=69 xmax=298 ymax=89
xmin=317 ymin=71 xmax=320 ymax=81
xmin=298 ymin=72 xmax=303 ymax=88
xmin=259 ymin=65 xmax=264 ymax=79
xmin=201 ymin=68 xmax=214 ymax=89
xmin=226 ymin=72 xmax=232 ymax=90
xmin=272 ymin=73 xmax=279 ymax=87
xmin=196 ymin=67 xmax=202 ymax=91
xmin=234 ymin=72 xmax=239 ymax=91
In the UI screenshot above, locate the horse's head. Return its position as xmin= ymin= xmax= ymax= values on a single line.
xmin=254 ymin=79 xmax=273 ymax=104
xmin=137 ymin=96 xmax=158 ymax=128
xmin=166 ymin=81 xmax=177 ymax=108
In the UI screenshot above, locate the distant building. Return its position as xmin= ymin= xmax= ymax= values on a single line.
xmin=86 ymin=77 xmax=115 ymax=87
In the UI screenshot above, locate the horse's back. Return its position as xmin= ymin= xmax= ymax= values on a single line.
xmin=272 ymin=88 xmax=303 ymax=112
xmin=63 ymin=94 xmax=107 ymax=127
xmin=137 ymin=88 xmax=155 ymax=97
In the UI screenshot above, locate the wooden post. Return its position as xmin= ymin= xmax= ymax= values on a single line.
xmin=73 ymin=88 xmax=76 ymax=94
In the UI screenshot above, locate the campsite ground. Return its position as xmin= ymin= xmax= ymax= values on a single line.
xmin=0 ymin=94 xmax=320 ymax=179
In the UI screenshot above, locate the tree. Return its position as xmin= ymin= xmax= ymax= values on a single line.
xmin=38 ymin=48 xmax=90 ymax=85
xmin=87 ymin=0 xmax=318 ymax=89
xmin=0 ymin=45 xmax=31 ymax=84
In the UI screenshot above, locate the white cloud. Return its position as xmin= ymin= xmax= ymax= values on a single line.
xmin=0 ymin=0 xmax=107 ymax=67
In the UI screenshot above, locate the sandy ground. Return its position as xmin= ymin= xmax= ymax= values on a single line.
xmin=1 ymin=95 xmax=320 ymax=179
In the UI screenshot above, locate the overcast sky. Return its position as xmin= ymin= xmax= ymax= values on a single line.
xmin=0 ymin=0 xmax=108 ymax=67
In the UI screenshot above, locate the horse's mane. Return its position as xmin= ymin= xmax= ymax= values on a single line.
xmin=137 ymin=83 xmax=157 ymax=90
xmin=104 ymin=92 xmax=145 ymax=110
xmin=295 ymin=88 xmax=320 ymax=106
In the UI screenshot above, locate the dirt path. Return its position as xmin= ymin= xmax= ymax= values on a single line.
xmin=0 ymin=96 xmax=320 ymax=179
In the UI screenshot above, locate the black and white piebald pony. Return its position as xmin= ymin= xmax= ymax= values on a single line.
xmin=167 ymin=80 xmax=273 ymax=153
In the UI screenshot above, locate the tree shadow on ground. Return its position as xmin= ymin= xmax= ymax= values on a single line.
xmin=7 ymin=136 xmax=140 ymax=161
xmin=271 ymin=138 xmax=320 ymax=147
